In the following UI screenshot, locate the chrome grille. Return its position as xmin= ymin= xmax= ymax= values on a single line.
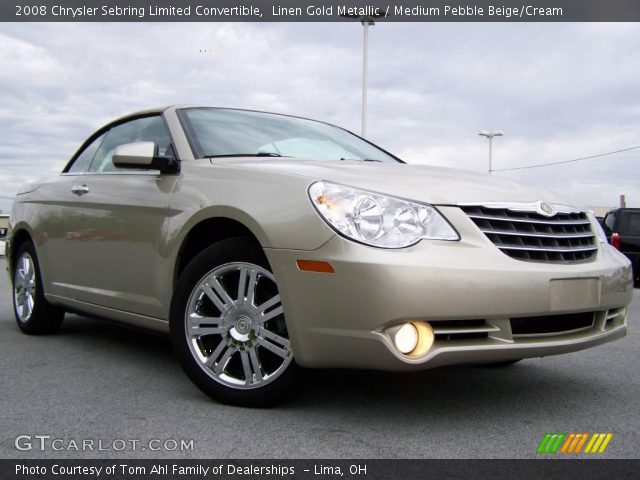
xmin=461 ymin=205 xmax=598 ymax=263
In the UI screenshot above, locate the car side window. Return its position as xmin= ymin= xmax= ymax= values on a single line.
xmin=88 ymin=116 xmax=174 ymax=173
xmin=67 ymin=132 xmax=106 ymax=173
xmin=626 ymin=213 xmax=640 ymax=234
xmin=604 ymin=212 xmax=616 ymax=231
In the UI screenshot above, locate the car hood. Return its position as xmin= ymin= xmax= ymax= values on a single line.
xmin=210 ymin=159 xmax=578 ymax=207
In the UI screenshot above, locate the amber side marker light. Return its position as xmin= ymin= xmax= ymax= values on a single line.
xmin=296 ymin=260 xmax=335 ymax=273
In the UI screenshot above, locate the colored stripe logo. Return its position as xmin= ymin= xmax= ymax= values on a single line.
xmin=537 ymin=433 xmax=613 ymax=454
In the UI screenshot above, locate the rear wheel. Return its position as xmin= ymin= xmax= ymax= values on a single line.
xmin=13 ymin=242 xmax=64 ymax=334
xmin=170 ymin=238 xmax=295 ymax=407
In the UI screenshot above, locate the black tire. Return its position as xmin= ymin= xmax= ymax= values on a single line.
xmin=12 ymin=241 xmax=64 ymax=335
xmin=170 ymin=238 xmax=295 ymax=407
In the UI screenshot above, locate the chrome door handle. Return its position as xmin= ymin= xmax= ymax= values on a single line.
xmin=71 ymin=184 xmax=89 ymax=195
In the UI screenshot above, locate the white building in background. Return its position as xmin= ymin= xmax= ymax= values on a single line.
xmin=588 ymin=195 xmax=629 ymax=218
xmin=588 ymin=206 xmax=616 ymax=218
xmin=0 ymin=213 xmax=8 ymax=257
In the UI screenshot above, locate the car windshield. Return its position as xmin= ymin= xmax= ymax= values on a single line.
xmin=178 ymin=107 xmax=400 ymax=163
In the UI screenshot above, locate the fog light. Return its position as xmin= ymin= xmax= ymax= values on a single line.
xmin=411 ymin=322 xmax=434 ymax=357
xmin=394 ymin=323 xmax=418 ymax=354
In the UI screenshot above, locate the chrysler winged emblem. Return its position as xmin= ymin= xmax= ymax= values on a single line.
xmin=537 ymin=201 xmax=555 ymax=217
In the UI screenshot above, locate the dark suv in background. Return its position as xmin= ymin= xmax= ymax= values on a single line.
xmin=603 ymin=208 xmax=640 ymax=287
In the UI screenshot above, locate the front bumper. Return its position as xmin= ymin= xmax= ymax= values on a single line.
xmin=265 ymin=207 xmax=633 ymax=370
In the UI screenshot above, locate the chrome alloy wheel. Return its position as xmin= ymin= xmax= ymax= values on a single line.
xmin=14 ymin=252 xmax=36 ymax=323
xmin=185 ymin=262 xmax=292 ymax=390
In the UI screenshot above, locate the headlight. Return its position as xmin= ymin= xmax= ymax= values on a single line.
xmin=308 ymin=181 xmax=459 ymax=248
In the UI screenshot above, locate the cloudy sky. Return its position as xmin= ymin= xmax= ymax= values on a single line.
xmin=0 ymin=21 xmax=638 ymax=212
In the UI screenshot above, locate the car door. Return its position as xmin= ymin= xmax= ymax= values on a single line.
xmin=19 ymin=130 xmax=107 ymax=301
xmin=65 ymin=115 xmax=179 ymax=319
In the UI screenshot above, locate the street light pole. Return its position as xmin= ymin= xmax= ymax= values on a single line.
xmin=361 ymin=18 xmax=371 ymax=138
xmin=341 ymin=10 xmax=386 ymax=138
xmin=478 ymin=130 xmax=504 ymax=174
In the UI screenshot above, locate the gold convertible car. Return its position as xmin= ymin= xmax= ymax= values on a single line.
xmin=7 ymin=106 xmax=633 ymax=406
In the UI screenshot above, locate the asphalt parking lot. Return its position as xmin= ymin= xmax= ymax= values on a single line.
xmin=0 ymin=257 xmax=638 ymax=459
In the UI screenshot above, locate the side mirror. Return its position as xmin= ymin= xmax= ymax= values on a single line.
xmin=112 ymin=142 xmax=179 ymax=174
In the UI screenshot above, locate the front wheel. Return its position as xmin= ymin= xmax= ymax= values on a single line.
xmin=170 ymin=238 xmax=295 ymax=407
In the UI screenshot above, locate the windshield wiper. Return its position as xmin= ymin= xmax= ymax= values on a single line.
xmin=204 ymin=152 xmax=283 ymax=159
